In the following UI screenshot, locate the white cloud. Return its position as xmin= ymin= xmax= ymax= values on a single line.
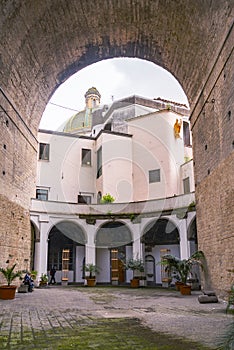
xmin=40 ymin=58 xmax=188 ymax=131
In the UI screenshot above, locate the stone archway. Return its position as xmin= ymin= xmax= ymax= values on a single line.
xmin=30 ymin=221 xmax=39 ymax=271
xmin=0 ymin=2 xmax=233 ymax=294
xmin=96 ymin=221 xmax=132 ymax=284
xmin=48 ymin=221 xmax=86 ymax=283
xmin=142 ymin=218 xmax=180 ymax=284
xmin=187 ymin=217 xmax=198 ymax=257
xmin=142 ymin=218 xmax=180 ymax=246
xmin=96 ymin=221 xmax=132 ymax=248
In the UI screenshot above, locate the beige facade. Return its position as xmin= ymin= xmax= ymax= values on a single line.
xmin=31 ymin=104 xmax=197 ymax=286
xmin=36 ymin=108 xmax=192 ymax=205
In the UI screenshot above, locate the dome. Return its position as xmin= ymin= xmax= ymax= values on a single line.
xmin=63 ymin=87 xmax=101 ymax=134
xmin=63 ymin=111 xmax=84 ymax=133
xmin=84 ymin=87 xmax=101 ymax=98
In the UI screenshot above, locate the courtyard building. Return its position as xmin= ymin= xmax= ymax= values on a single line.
xmin=31 ymin=89 xmax=198 ymax=286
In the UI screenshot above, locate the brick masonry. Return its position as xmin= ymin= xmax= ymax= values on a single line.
xmin=191 ymin=22 xmax=234 ymax=296
xmin=0 ymin=91 xmax=37 ymax=278
xmin=0 ymin=1 xmax=233 ymax=294
xmin=0 ymin=194 xmax=32 ymax=284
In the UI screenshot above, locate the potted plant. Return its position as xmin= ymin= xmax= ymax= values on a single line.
xmin=84 ymin=263 xmax=100 ymax=286
xmin=124 ymin=257 xmax=144 ymax=288
xmin=39 ymin=273 xmax=48 ymax=287
xmin=31 ymin=270 xmax=38 ymax=280
xmin=100 ymin=193 xmax=115 ymax=204
xmin=160 ymin=251 xmax=204 ymax=295
xmin=0 ymin=264 xmax=22 ymax=299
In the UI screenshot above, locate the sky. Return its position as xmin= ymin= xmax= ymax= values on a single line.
xmin=40 ymin=58 xmax=189 ymax=131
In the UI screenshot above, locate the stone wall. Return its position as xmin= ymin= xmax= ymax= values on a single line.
xmin=0 ymin=2 xmax=233 ymax=294
xmin=0 ymin=1 xmax=233 ymax=128
xmin=0 ymin=90 xmax=37 ymax=274
xmin=191 ymin=23 xmax=234 ymax=296
xmin=0 ymin=194 xmax=32 ymax=283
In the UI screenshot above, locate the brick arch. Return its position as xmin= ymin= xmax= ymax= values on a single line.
xmin=0 ymin=1 xmax=232 ymax=129
xmin=0 ymin=1 xmax=233 ymax=295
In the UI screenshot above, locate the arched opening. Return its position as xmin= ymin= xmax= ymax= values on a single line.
xmin=40 ymin=58 xmax=188 ymax=132
xmin=96 ymin=221 xmax=132 ymax=284
xmin=0 ymin=2 xmax=232 ymax=294
xmin=187 ymin=217 xmax=198 ymax=255
xmin=141 ymin=218 xmax=180 ymax=285
xmin=30 ymin=222 xmax=37 ymax=271
xmin=48 ymin=221 xmax=86 ymax=283
xmin=187 ymin=217 xmax=200 ymax=288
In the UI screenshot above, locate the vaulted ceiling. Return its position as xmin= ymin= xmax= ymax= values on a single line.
xmin=0 ymin=0 xmax=233 ymax=133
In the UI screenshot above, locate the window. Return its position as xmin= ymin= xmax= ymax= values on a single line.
xmin=78 ymin=195 xmax=91 ymax=204
xmin=149 ymin=169 xmax=160 ymax=183
xmin=97 ymin=191 xmax=102 ymax=204
xmin=81 ymin=148 xmax=91 ymax=165
xmin=39 ymin=143 xmax=50 ymax=160
xmin=183 ymin=177 xmax=190 ymax=194
xmin=36 ymin=188 xmax=48 ymax=201
xmin=92 ymin=98 xmax=97 ymax=107
xmin=104 ymin=123 xmax=111 ymax=131
xmin=183 ymin=122 xmax=191 ymax=146
xmin=97 ymin=146 xmax=102 ymax=178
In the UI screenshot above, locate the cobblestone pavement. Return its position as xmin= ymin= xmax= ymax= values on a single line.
xmin=0 ymin=285 xmax=233 ymax=349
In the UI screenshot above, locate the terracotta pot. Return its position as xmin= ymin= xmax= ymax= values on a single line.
xmin=130 ymin=278 xmax=139 ymax=288
xmin=175 ymin=281 xmax=184 ymax=291
xmin=39 ymin=281 xmax=47 ymax=287
xmin=0 ymin=285 xmax=17 ymax=300
xmin=86 ymin=278 xmax=96 ymax=287
xmin=180 ymin=284 xmax=191 ymax=295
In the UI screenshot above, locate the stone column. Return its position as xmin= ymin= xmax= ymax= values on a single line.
xmin=85 ymin=223 xmax=96 ymax=264
xmin=33 ymin=215 xmax=50 ymax=283
xmin=179 ymin=218 xmax=189 ymax=260
xmin=132 ymin=222 xmax=143 ymax=259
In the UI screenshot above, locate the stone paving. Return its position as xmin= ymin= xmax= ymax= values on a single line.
xmin=0 ymin=285 xmax=233 ymax=349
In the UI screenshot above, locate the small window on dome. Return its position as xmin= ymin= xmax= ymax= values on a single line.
xmin=92 ymin=99 xmax=97 ymax=107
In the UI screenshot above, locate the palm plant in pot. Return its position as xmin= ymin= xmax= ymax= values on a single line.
xmin=0 ymin=264 xmax=22 ymax=299
xmin=124 ymin=257 xmax=144 ymax=288
xmin=160 ymin=251 xmax=204 ymax=295
xmin=39 ymin=273 xmax=48 ymax=287
xmin=84 ymin=263 xmax=100 ymax=287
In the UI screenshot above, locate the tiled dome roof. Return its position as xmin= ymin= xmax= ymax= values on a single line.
xmin=84 ymin=87 xmax=101 ymax=98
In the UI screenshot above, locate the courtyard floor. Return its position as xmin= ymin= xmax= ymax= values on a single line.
xmin=0 ymin=285 xmax=233 ymax=349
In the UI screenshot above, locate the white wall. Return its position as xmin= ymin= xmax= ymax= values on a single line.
xmin=76 ymin=246 xmax=85 ymax=283
xmin=180 ymin=159 xmax=195 ymax=193
xmin=153 ymin=245 xmax=180 ymax=284
xmin=97 ymin=132 xmax=133 ymax=203
xmin=96 ymin=248 xmax=110 ymax=283
xmin=37 ymin=110 xmax=192 ymax=206
xmin=128 ymin=110 xmax=185 ymax=201
xmin=37 ymin=132 xmax=95 ymax=203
